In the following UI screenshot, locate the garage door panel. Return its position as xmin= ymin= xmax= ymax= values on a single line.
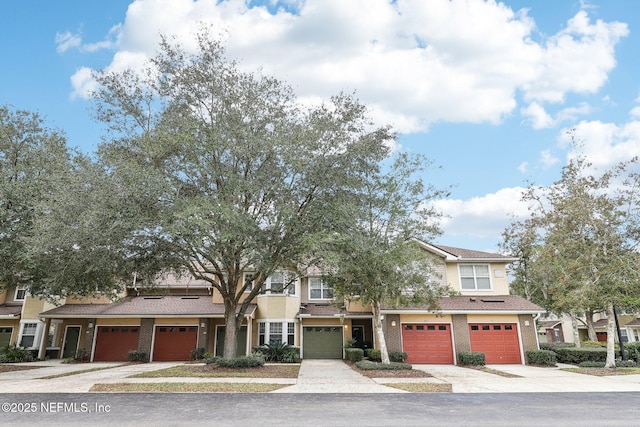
xmin=152 ymin=326 xmax=198 ymax=361
xmin=469 ymin=323 xmax=521 ymax=364
xmin=303 ymin=326 xmax=342 ymax=359
xmin=402 ymin=324 xmax=453 ymax=364
xmin=94 ymin=326 xmax=140 ymax=361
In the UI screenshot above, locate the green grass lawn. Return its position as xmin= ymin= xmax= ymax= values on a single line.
xmin=561 ymin=367 xmax=640 ymax=376
xmin=130 ymin=363 xmax=299 ymax=378
xmin=90 ymin=382 xmax=290 ymax=393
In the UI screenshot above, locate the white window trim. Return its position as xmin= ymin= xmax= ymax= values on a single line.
xmin=458 ymin=264 xmax=493 ymax=291
xmin=308 ymin=277 xmax=334 ymax=300
xmin=14 ymin=285 xmax=28 ymax=302
xmin=17 ymin=320 xmax=44 ymax=349
xmin=258 ymin=320 xmax=296 ymax=345
xmin=243 ymin=273 xmax=255 ymax=292
xmin=262 ymin=271 xmax=297 ymax=296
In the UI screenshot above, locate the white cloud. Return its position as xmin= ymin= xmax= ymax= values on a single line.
xmin=55 ymin=31 xmax=82 ymax=54
xmin=70 ymin=67 xmax=97 ymax=100
xmin=429 ymin=187 xmax=529 ymax=239
xmin=521 ymin=102 xmax=554 ymax=129
xmin=540 ymin=149 xmax=560 ymax=168
xmin=518 ymin=162 xmax=528 ymax=173
xmin=69 ymin=0 xmax=628 ymax=133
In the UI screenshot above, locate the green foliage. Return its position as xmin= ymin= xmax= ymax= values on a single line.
xmin=578 ymin=361 xmax=606 ymax=368
xmin=366 ymin=348 xmax=382 ymax=362
xmin=215 ymin=356 xmax=265 ymax=368
xmin=204 ymin=356 xmax=220 ymax=365
xmin=526 ymin=350 xmax=557 ymax=366
xmin=539 ymin=342 xmax=575 ymax=351
xmin=554 ymin=347 xmax=620 ymax=364
xmin=581 ymin=340 xmax=607 ymax=348
xmin=345 ymin=348 xmax=364 ymax=362
xmin=190 ymin=347 xmax=206 ymax=361
xmin=615 ymin=359 xmax=637 ymax=367
xmin=127 ymin=350 xmax=148 ymax=362
xmin=389 ymin=351 xmax=409 ymax=363
xmin=75 ymin=348 xmax=89 ymax=362
xmin=458 ymin=352 xmax=486 ymax=366
xmin=623 ymin=341 xmax=640 ymax=363
xmin=253 ymin=342 xmax=300 ymax=363
xmin=355 ymin=360 xmax=413 ymax=370
xmin=344 ymin=338 xmax=357 ymax=349
xmin=0 ymin=345 xmax=34 ymax=363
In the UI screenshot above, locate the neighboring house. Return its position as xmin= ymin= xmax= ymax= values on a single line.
xmin=537 ymin=312 xmax=640 ymax=344
xmin=0 ymin=285 xmax=61 ymax=358
xmin=37 ymin=242 xmax=543 ymax=364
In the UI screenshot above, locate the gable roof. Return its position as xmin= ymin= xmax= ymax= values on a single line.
xmin=416 ymin=241 xmax=518 ymax=263
xmin=39 ymin=296 xmax=256 ymax=319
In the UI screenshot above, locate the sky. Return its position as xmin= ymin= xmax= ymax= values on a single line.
xmin=2 ymin=0 xmax=640 ymax=253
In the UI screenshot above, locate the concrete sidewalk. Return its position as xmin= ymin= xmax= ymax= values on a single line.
xmin=2 ymin=359 xmax=640 ymax=394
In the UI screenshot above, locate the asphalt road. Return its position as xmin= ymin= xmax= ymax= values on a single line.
xmin=1 ymin=392 xmax=637 ymax=426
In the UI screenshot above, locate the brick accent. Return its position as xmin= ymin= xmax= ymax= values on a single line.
xmin=197 ymin=317 xmax=209 ymax=351
xmin=452 ymin=314 xmax=470 ymax=357
xmin=519 ymin=314 xmax=539 ymax=359
xmin=383 ymin=314 xmax=402 ymax=352
xmin=138 ymin=318 xmax=154 ymax=357
xmin=84 ymin=318 xmax=96 ymax=353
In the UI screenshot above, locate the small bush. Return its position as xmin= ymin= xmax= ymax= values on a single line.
xmin=0 ymin=345 xmax=34 ymax=363
xmin=366 ymin=348 xmax=381 ymax=362
xmin=127 ymin=350 xmax=148 ymax=362
xmin=216 ymin=355 xmax=265 ymax=368
xmin=190 ymin=347 xmax=206 ymax=361
xmin=75 ymin=348 xmax=89 ymax=362
xmin=355 ymin=360 xmax=413 ymax=370
xmin=345 ymin=348 xmax=364 ymax=362
xmin=526 ymin=350 xmax=557 ymax=366
xmin=616 ymin=359 xmax=637 ymax=368
xmin=458 ymin=351 xmax=485 ymax=366
xmin=581 ymin=340 xmax=607 ymax=348
xmin=344 ymin=338 xmax=357 ymax=349
xmin=389 ymin=351 xmax=408 ymax=363
xmin=204 ymin=356 xmax=220 ymax=365
xmin=539 ymin=342 xmax=575 ymax=352
xmin=579 ymin=361 xmax=606 ymax=368
xmin=554 ymin=347 xmax=619 ymax=364
xmin=623 ymin=341 xmax=640 ymax=363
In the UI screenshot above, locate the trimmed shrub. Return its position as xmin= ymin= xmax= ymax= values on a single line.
xmin=539 ymin=342 xmax=575 ymax=352
xmin=623 ymin=341 xmax=640 ymax=363
xmin=581 ymin=340 xmax=607 ymax=348
xmin=616 ymin=359 xmax=637 ymax=368
xmin=0 ymin=345 xmax=34 ymax=363
xmin=389 ymin=351 xmax=408 ymax=363
xmin=216 ymin=355 xmax=265 ymax=368
xmin=355 ymin=360 xmax=413 ymax=370
xmin=526 ymin=350 xmax=557 ymax=366
xmin=366 ymin=348 xmax=382 ymax=362
xmin=190 ymin=347 xmax=206 ymax=361
xmin=458 ymin=351 xmax=485 ymax=366
xmin=345 ymin=348 xmax=364 ymax=362
xmin=204 ymin=356 xmax=220 ymax=365
xmin=554 ymin=347 xmax=619 ymax=364
xmin=579 ymin=361 xmax=605 ymax=368
xmin=127 ymin=350 xmax=148 ymax=362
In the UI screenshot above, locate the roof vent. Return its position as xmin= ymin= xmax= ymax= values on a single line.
xmin=469 ymin=297 xmax=476 ymax=302
xmin=181 ymin=296 xmax=200 ymax=300
xmin=143 ymin=296 xmax=162 ymax=300
xmin=481 ymin=298 xmax=505 ymax=303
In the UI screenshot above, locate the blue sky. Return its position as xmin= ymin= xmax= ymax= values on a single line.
xmin=2 ymin=0 xmax=639 ymax=253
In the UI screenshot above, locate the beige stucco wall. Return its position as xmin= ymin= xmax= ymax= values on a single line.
xmin=0 ymin=319 xmax=19 ymax=345
xmin=95 ymin=318 xmax=141 ymax=326
xmin=21 ymin=297 xmax=52 ymax=319
xmin=466 ymin=313 xmax=520 ymax=323
xmin=398 ymin=313 xmax=452 ymax=324
xmin=256 ymin=295 xmax=300 ymax=319
xmin=154 ymin=318 xmax=199 ymax=326
xmin=445 ymin=262 xmax=510 ymax=295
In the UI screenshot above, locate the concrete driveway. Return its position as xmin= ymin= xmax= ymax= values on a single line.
xmin=2 ymin=359 xmax=640 ymax=393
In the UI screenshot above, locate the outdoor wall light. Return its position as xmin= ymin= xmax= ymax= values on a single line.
xmin=391 ymin=320 xmax=397 ymax=327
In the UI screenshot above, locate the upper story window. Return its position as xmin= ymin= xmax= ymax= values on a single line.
xmin=309 ymin=277 xmax=333 ymax=300
xmin=14 ymin=285 xmax=28 ymax=301
xmin=244 ymin=274 xmax=255 ymax=292
xmin=459 ymin=264 xmax=491 ymax=291
xmin=263 ymin=271 xmax=296 ymax=295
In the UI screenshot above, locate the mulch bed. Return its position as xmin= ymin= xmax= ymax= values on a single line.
xmin=345 ymin=361 xmax=433 ymax=378
xmin=169 ymin=363 xmax=300 ymax=378
xmin=0 ymin=364 xmax=42 ymax=373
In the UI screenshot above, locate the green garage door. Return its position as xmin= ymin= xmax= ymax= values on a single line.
xmin=303 ymin=326 xmax=343 ymax=359
xmin=0 ymin=327 xmax=13 ymax=347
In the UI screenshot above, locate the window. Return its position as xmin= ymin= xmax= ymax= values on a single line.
xmin=265 ymin=271 xmax=296 ymax=295
xmin=309 ymin=277 xmax=333 ymax=300
xmin=258 ymin=321 xmax=296 ymax=345
xmin=459 ymin=264 xmax=491 ymax=290
xmin=19 ymin=322 xmax=40 ymax=348
xmin=14 ymin=285 xmax=28 ymax=301
xmin=244 ymin=274 xmax=255 ymax=292
xmin=621 ymin=329 xmax=629 ymax=343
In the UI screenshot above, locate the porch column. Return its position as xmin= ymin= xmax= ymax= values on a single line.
xmin=37 ymin=317 xmax=51 ymax=360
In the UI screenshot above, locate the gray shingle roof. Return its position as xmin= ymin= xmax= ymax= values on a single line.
xmin=0 ymin=304 xmax=22 ymax=317
xmin=39 ymin=296 xmax=256 ymax=318
xmin=430 ymin=244 xmax=516 ymax=260
xmin=299 ymin=303 xmax=372 ymax=317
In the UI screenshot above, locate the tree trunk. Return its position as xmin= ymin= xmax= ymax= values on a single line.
xmin=372 ymin=300 xmax=390 ymax=364
xmin=585 ymin=309 xmax=598 ymax=342
xmin=604 ymin=304 xmax=616 ymax=369
xmin=223 ymin=308 xmax=239 ymax=360
xmin=570 ymin=314 xmax=581 ymax=348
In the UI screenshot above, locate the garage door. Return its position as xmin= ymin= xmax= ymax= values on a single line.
xmin=469 ymin=323 xmax=521 ymax=364
xmin=402 ymin=324 xmax=454 ymax=364
xmin=94 ymin=326 xmax=140 ymax=361
xmin=303 ymin=326 xmax=343 ymax=359
xmin=152 ymin=326 xmax=198 ymax=361
xmin=0 ymin=327 xmax=13 ymax=347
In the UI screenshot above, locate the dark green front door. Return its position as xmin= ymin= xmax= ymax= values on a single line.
xmin=303 ymin=326 xmax=343 ymax=359
xmin=215 ymin=326 xmax=248 ymax=357
xmin=62 ymin=326 xmax=81 ymax=359
xmin=0 ymin=327 xmax=13 ymax=347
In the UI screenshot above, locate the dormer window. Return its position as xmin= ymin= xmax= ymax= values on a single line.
xmin=459 ymin=264 xmax=491 ymax=290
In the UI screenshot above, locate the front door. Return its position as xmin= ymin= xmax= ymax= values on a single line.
xmin=352 ymin=326 xmax=364 ymax=348
xmin=62 ymin=326 xmax=81 ymax=359
xmin=215 ymin=326 xmax=248 ymax=357
xmin=0 ymin=327 xmax=13 ymax=347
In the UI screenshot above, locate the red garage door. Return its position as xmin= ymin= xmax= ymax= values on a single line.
xmin=94 ymin=326 xmax=140 ymax=361
xmin=152 ymin=325 xmax=198 ymax=361
xmin=469 ymin=324 xmax=521 ymax=364
xmin=402 ymin=324 xmax=454 ymax=364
